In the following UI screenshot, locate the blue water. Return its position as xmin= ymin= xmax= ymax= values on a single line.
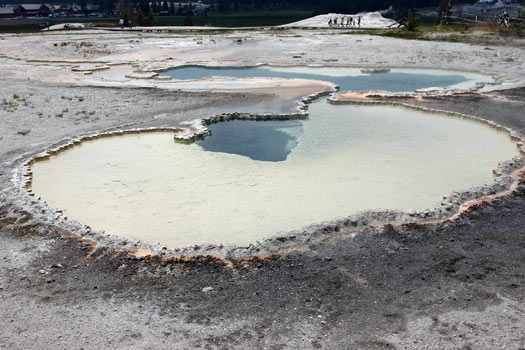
xmin=198 ymin=120 xmax=301 ymax=162
xmin=159 ymin=66 xmax=469 ymax=93
xmin=166 ymin=66 xmax=473 ymax=162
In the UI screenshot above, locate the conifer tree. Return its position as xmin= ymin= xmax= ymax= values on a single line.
xmin=183 ymin=11 xmax=193 ymax=26
xmin=137 ymin=7 xmax=145 ymax=25
xmin=437 ymin=0 xmax=452 ymax=25
xmin=146 ymin=7 xmax=155 ymax=25
xmin=406 ymin=7 xmax=418 ymax=31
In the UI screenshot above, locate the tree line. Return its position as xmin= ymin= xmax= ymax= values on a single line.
xmin=119 ymin=0 xmax=197 ymax=25
xmin=0 ymin=0 xmax=482 ymax=15
xmin=207 ymin=0 xmax=478 ymax=14
xmin=87 ymin=0 xmax=201 ymax=16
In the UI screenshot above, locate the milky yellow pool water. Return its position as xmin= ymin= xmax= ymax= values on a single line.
xmin=30 ymin=103 xmax=519 ymax=248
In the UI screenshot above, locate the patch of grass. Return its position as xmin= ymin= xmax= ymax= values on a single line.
xmin=371 ymin=24 xmax=525 ymax=46
xmin=421 ymin=24 xmax=472 ymax=33
xmin=13 ymin=94 xmax=19 ymax=99
xmin=1 ymin=98 xmax=19 ymax=112
xmin=55 ymin=113 xmax=64 ymax=118
xmin=77 ymin=42 xmax=93 ymax=48
xmin=74 ymin=111 xmax=89 ymax=120
xmin=378 ymin=30 xmax=421 ymax=40
xmin=472 ymin=23 xmax=504 ymax=32
xmin=74 ymin=110 xmax=97 ymax=122
xmin=17 ymin=130 xmax=31 ymax=136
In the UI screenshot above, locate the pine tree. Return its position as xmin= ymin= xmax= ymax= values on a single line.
xmin=146 ymin=7 xmax=155 ymax=25
xmin=121 ymin=7 xmax=130 ymax=23
xmin=437 ymin=0 xmax=452 ymax=25
xmin=139 ymin=0 xmax=149 ymax=14
xmin=183 ymin=11 xmax=193 ymax=26
xmin=137 ymin=7 xmax=145 ymax=25
xmin=406 ymin=7 xmax=418 ymax=32
xmin=152 ymin=1 xmax=159 ymax=14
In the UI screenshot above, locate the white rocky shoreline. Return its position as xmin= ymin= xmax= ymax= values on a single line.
xmin=10 ymin=69 xmax=524 ymax=261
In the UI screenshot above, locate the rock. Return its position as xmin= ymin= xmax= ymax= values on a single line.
xmin=361 ymin=68 xmax=391 ymax=74
xmin=202 ymin=286 xmax=214 ymax=293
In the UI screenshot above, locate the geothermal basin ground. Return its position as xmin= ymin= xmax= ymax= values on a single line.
xmin=0 ymin=27 xmax=525 ymax=349
xmin=29 ymin=74 xmax=520 ymax=249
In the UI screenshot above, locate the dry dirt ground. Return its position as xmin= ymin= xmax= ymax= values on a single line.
xmin=0 ymin=29 xmax=524 ymax=349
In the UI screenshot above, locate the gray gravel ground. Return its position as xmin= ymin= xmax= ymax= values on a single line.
xmin=401 ymin=88 xmax=525 ymax=135
xmin=1 ymin=32 xmax=524 ymax=349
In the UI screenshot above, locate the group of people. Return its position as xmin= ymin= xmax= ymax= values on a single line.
xmin=328 ymin=16 xmax=361 ymax=28
xmin=119 ymin=18 xmax=133 ymax=30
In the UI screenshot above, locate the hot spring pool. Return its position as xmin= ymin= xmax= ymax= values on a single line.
xmin=30 ymin=100 xmax=519 ymax=248
xmin=159 ymin=66 xmax=492 ymax=92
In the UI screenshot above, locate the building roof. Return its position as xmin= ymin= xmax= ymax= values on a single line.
xmin=69 ymin=5 xmax=82 ymax=11
xmin=16 ymin=4 xmax=51 ymax=11
xmin=0 ymin=5 xmax=17 ymax=14
xmin=85 ymin=4 xmax=100 ymax=11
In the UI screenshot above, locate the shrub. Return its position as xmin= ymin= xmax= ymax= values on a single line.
xmin=146 ymin=8 xmax=155 ymax=26
xmin=183 ymin=11 xmax=194 ymax=26
xmin=406 ymin=8 xmax=418 ymax=32
xmin=137 ymin=8 xmax=145 ymax=26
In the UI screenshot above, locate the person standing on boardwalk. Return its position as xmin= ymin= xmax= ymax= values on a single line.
xmin=358 ymin=16 xmax=361 ymax=27
xmin=128 ymin=19 xmax=132 ymax=29
xmin=120 ymin=18 xmax=124 ymax=30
